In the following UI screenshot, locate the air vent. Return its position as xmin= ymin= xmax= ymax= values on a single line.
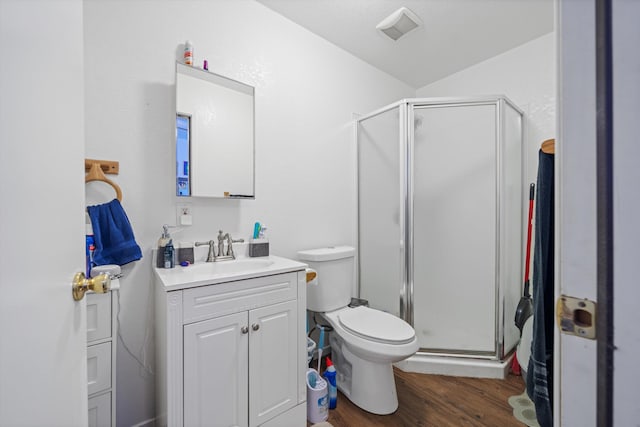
xmin=376 ymin=7 xmax=422 ymax=41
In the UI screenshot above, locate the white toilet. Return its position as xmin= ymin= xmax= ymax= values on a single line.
xmin=298 ymin=246 xmax=419 ymax=415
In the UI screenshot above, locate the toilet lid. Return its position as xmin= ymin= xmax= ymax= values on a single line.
xmin=337 ymin=306 xmax=415 ymax=344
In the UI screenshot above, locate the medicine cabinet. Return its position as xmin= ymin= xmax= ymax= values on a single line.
xmin=175 ymin=62 xmax=255 ymax=198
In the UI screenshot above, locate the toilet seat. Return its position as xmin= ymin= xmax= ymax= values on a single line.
xmin=337 ymin=306 xmax=415 ymax=345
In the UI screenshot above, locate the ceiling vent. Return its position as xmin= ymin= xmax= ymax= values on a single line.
xmin=376 ymin=7 xmax=422 ymax=41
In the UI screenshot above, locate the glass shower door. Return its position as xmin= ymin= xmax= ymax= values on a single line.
xmin=357 ymin=105 xmax=405 ymax=317
xmin=411 ymin=103 xmax=498 ymax=354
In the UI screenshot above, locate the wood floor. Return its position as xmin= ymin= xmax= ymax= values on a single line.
xmin=313 ymin=368 xmax=526 ymax=427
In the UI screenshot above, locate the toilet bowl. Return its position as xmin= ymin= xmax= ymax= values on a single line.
xmin=298 ymin=246 xmax=419 ymax=415
xmin=321 ymin=306 xmax=418 ymax=414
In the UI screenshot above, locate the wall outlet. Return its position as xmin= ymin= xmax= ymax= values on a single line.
xmin=176 ymin=204 xmax=192 ymax=226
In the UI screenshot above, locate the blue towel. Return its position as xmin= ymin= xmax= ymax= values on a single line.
xmin=87 ymin=199 xmax=142 ymax=266
xmin=526 ymin=150 xmax=554 ymax=427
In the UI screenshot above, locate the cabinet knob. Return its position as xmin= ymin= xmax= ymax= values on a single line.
xmin=241 ymin=326 xmax=249 ymax=334
xmin=252 ymin=323 xmax=260 ymax=331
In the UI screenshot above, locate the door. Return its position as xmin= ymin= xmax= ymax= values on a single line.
xmin=249 ymin=300 xmax=298 ymax=427
xmin=557 ymin=1 xmax=598 ymax=424
xmin=557 ymin=0 xmax=640 ymax=425
xmin=412 ymin=103 xmax=497 ymax=354
xmin=0 ymin=1 xmax=87 ymax=426
xmin=183 ymin=312 xmax=249 ymax=427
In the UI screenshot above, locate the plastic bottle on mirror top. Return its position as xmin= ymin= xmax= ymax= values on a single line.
xmin=184 ymin=41 xmax=193 ymax=66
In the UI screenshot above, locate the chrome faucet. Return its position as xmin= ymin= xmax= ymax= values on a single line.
xmin=196 ymin=230 xmax=244 ymax=262
xmin=195 ymin=240 xmax=216 ymax=262
xmin=224 ymin=233 xmax=244 ymax=258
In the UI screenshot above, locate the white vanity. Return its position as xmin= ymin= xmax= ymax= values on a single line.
xmin=154 ymin=256 xmax=308 ymax=427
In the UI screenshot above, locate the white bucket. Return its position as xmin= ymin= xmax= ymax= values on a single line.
xmin=306 ymin=368 xmax=328 ymax=423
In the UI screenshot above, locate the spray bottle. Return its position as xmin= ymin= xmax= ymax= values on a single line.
xmin=324 ymin=357 xmax=337 ymax=409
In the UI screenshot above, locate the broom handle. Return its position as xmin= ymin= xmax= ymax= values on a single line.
xmin=524 ymin=183 xmax=535 ymax=284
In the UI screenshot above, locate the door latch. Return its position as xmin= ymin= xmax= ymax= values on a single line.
xmin=556 ymin=295 xmax=597 ymax=339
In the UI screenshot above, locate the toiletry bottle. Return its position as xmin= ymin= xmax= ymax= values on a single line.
xmin=85 ymin=222 xmax=95 ymax=277
xmin=324 ymin=357 xmax=337 ymax=409
xmin=157 ymin=225 xmax=171 ymax=268
xmin=184 ymin=40 xmax=193 ymax=66
xmin=164 ymin=239 xmax=175 ymax=269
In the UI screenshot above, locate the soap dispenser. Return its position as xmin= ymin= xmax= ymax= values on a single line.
xmin=164 ymin=239 xmax=175 ymax=269
xmin=157 ymin=225 xmax=171 ymax=268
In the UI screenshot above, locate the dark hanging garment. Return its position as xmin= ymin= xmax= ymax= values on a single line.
xmin=527 ymin=150 xmax=555 ymax=427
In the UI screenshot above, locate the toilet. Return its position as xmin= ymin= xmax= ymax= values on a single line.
xmin=298 ymin=246 xmax=419 ymax=415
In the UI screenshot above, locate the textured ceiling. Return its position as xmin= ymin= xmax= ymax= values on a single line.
xmin=257 ymin=0 xmax=554 ymax=89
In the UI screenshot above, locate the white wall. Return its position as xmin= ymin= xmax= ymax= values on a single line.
xmin=83 ymin=1 xmax=413 ymax=425
xmin=416 ymin=32 xmax=557 ymax=192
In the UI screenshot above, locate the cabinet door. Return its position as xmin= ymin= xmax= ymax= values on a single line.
xmin=184 ymin=312 xmax=248 ymax=427
xmin=249 ymin=300 xmax=297 ymax=426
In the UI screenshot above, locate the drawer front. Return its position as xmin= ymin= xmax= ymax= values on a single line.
xmin=183 ymin=272 xmax=297 ymax=324
xmin=87 ymin=342 xmax=111 ymax=395
xmin=87 ymin=292 xmax=112 ymax=343
xmin=88 ymin=392 xmax=111 ymax=427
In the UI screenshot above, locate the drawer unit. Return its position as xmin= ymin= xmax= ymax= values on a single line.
xmin=86 ymin=288 xmax=118 ymax=427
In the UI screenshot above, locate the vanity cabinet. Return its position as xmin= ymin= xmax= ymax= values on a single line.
xmin=155 ymin=259 xmax=307 ymax=427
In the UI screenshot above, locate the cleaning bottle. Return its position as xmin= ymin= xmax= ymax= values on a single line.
xmin=164 ymin=239 xmax=175 ymax=269
xmin=85 ymin=221 xmax=95 ymax=277
xmin=183 ymin=40 xmax=193 ymax=66
xmin=157 ymin=225 xmax=171 ymax=268
xmin=324 ymin=357 xmax=337 ymax=409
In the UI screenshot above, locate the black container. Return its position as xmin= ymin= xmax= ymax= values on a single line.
xmin=249 ymin=241 xmax=269 ymax=257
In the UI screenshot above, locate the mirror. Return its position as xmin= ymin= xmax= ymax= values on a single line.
xmin=175 ymin=62 xmax=255 ymax=198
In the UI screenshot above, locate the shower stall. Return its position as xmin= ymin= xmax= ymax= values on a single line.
xmin=356 ymin=96 xmax=523 ymax=376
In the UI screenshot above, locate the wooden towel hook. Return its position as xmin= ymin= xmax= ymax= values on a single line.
xmin=541 ymin=138 xmax=555 ymax=154
xmin=85 ymin=159 xmax=122 ymax=201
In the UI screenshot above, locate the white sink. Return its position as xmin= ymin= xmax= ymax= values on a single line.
xmin=154 ymin=255 xmax=307 ymax=291
xmin=190 ymin=258 xmax=275 ymax=275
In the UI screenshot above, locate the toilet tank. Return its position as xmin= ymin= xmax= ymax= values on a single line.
xmin=298 ymin=246 xmax=355 ymax=312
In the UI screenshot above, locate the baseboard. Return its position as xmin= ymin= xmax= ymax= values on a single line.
xmin=395 ymin=352 xmax=514 ymax=379
xmin=131 ymin=417 xmax=157 ymax=427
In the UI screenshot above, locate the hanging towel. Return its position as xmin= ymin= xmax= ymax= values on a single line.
xmin=87 ymin=199 xmax=142 ymax=266
xmin=526 ymin=150 xmax=554 ymax=427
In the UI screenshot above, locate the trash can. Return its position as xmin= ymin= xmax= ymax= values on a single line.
xmin=306 ymin=368 xmax=328 ymax=423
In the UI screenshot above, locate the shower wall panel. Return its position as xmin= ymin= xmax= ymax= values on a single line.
xmin=357 ymin=106 xmax=404 ymax=317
